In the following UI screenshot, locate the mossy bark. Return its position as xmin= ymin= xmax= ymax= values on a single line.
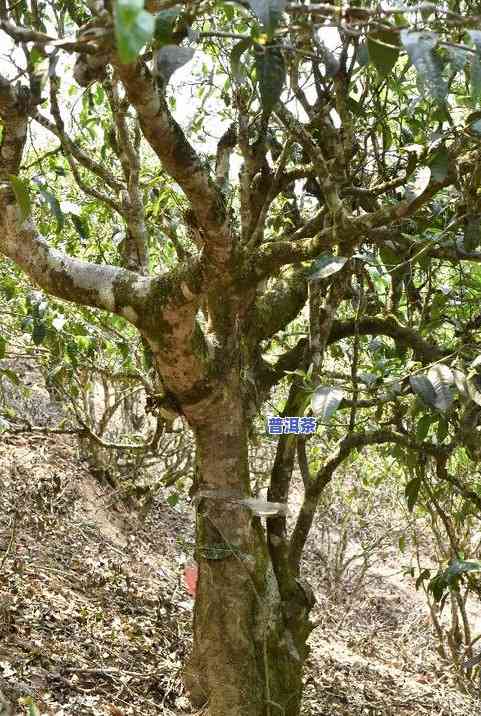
xmin=183 ymin=376 xmax=313 ymax=716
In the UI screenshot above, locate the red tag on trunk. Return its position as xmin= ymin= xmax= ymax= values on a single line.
xmin=184 ymin=564 xmax=198 ymax=597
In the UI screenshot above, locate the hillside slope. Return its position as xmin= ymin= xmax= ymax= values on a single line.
xmin=0 ymin=371 xmax=478 ymax=715
xmin=0 ymin=431 xmax=194 ymax=715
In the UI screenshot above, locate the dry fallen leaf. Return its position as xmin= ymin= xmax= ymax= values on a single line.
xmin=107 ymin=705 xmax=124 ymax=716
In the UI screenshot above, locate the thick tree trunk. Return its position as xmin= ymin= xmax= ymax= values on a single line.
xmin=183 ymin=375 xmax=313 ymax=716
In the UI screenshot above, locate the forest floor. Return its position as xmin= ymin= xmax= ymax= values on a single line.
xmin=0 ymin=365 xmax=479 ymax=715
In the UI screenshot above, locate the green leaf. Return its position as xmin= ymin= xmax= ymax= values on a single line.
xmin=467 ymin=110 xmax=481 ymax=135
xmin=358 ymin=372 xmax=377 ymax=387
xmin=0 ymin=336 xmax=6 ymax=360
xmin=379 ymin=244 xmax=399 ymax=269
xmin=467 ymin=374 xmax=481 ymax=406
xmin=142 ymin=339 xmax=154 ymax=370
xmin=416 ymin=414 xmax=432 ymax=442
xmin=30 ymin=46 xmax=45 ymax=68
xmin=231 ymin=38 xmax=252 ymax=83
xmin=71 ymin=214 xmax=89 ymax=241
xmin=428 ymin=572 xmax=446 ymax=602
xmin=0 ymin=368 xmax=19 ymax=385
xmin=248 ymin=0 xmax=286 ymax=37
xmin=32 ymin=320 xmax=47 ymax=346
xmin=409 ymin=374 xmax=437 ymax=408
xmin=472 ymin=119 xmax=481 ymax=136
xmin=8 ymin=174 xmax=31 ymax=222
xmin=415 ymin=568 xmax=431 ymax=589
xmin=400 ymin=30 xmax=447 ymax=103
xmin=405 ymin=475 xmax=422 ymax=513
xmin=428 ymin=145 xmax=449 ymax=183
xmin=254 ymin=43 xmax=285 ymax=116
xmin=420 ymin=4 xmax=433 ymax=22
xmin=356 ymin=42 xmax=369 ymax=68
xmin=153 ymin=7 xmax=180 ymax=45
xmin=446 ymin=45 xmax=469 ymax=74
xmin=305 ymin=255 xmax=347 ymax=281
xmin=346 ymin=96 xmax=362 ymax=115
xmin=39 ymin=188 xmax=64 ymax=232
xmin=432 ymin=98 xmax=452 ymax=123
xmin=310 ymin=386 xmax=345 ymax=421
xmin=445 ymin=558 xmax=481 ymax=579
xmin=436 ymin=416 xmax=449 ymax=443
xmin=427 ymin=364 xmax=454 ymax=412
xmin=155 ymin=45 xmax=195 ymax=84
xmin=167 ymin=492 xmax=179 ymax=507
xmin=1 ymin=278 xmax=16 ymax=301
xmin=28 ymin=702 xmax=41 ymax=716
xmin=398 ymin=534 xmax=406 ymax=553
xmin=115 ymin=0 xmax=155 ymax=65
xmin=221 ymin=2 xmax=235 ymax=22
xmin=367 ymin=31 xmax=399 ymax=77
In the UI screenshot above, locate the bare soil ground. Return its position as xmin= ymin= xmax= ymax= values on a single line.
xmin=0 ymin=368 xmax=479 ymax=714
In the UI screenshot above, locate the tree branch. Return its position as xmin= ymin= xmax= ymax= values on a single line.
xmin=329 ymin=315 xmax=445 ymax=364
xmin=34 ymin=111 xmax=124 ymax=193
xmin=287 ymin=429 xmax=449 ymax=571
xmin=256 ymin=338 xmax=309 ymax=394
xmin=105 ymin=76 xmax=149 ymax=272
xmin=114 ymin=59 xmax=232 ymax=266
xmin=250 ymin=167 xmax=456 ymax=278
xmin=0 ymin=198 xmax=149 ymax=316
xmin=249 ymin=266 xmax=308 ymax=341
xmin=0 ymin=75 xmax=29 ymax=178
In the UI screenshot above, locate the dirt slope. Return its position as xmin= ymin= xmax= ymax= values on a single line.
xmin=0 ymin=433 xmax=193 ymax=715
xmin=0 ymin=430 xmax=478 ymax=715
